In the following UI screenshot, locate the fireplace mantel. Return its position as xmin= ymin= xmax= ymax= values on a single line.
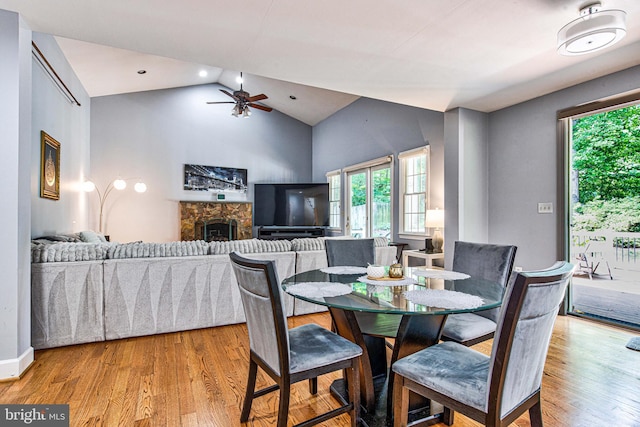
xmin=180 ymin=201 xmax=252 ymax=241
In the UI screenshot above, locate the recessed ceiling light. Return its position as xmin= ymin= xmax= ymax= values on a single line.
xmin=236 ymin=75 xmax=243 ymax=84
xmin=199 ymin=70 xmax=208 ymax=78
xmin=137 ymin=70 xmax=147 ymax=75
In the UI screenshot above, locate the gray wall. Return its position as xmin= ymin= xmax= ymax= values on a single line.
xmin=488 ymin=65 xmax=640 ymax=270
xmin=31 ymin=33 xmax=91 ymax=238
xmin=0 ymin=21 xmax=91 ymax=378
xmin=90 ymin=84 xmax=312 ymax=242
xmin=312 ymin=97 xmax=444 ymax=246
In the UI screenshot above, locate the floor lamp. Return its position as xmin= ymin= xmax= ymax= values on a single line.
xmin=83 ymin=178 xmax=147 ymax=234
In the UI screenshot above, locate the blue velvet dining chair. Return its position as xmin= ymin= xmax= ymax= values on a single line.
xmin=325 ymin=238 xmax=376 ymax=267
xmin=229 ymin=252 xmax=362 ymax=427
xmin=440 ymin=241 xmax=517 ymax=346
xmin=391 ymin=261 xmax=574 ymax=427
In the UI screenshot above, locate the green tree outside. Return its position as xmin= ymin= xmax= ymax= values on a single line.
xmin=572 ymin=104 xmax=640 ymax=231
xmin=350 ymin=169 xmax=391 ymax=206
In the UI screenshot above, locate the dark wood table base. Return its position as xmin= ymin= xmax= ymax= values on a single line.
xmin=329 ymin=307 xmax=449 ymax=425
xmin=330 ymin=376 xmax=442 ymax=427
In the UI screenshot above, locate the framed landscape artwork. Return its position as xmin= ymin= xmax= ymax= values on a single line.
xmin=183 ymin=164 xmax=248 ymax=195
xmin=40 ymin=131 xmax=60 ymax=200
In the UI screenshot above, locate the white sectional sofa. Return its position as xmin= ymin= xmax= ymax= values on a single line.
xmin=31 ymin=237 xmax=396 ymax=349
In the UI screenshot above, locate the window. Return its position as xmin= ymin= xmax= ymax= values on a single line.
xmin=344 ymin=156 xmax=393 ymax=239
xmin=326 ymin=170 xmax=341 ymax=229
xmin=399 ymin=147 xmax=429 ymax=236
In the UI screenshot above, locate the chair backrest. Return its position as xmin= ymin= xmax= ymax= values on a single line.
xmin=487 ymin=261 xmax=574 ymax=418
xmin=229 ymin=252 xmax=289 ymax=376
xmin=452 ymin=241 xmax=517 ymax=321
xmin=325 ymin=238 xmax=376 ymax=267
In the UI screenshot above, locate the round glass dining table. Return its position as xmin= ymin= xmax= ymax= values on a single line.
xmin=282 ymin=266 xmax=504 ymax=426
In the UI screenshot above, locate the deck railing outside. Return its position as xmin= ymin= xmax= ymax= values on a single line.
xmin=572 ymin=230 xmax=640 ymax=265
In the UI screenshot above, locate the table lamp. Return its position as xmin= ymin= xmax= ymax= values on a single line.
xmin=426 ymin=208 xmax=444 ymax=253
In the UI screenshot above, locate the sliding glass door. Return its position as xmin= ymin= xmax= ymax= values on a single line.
xmin=565 ymin=103 xmax=640 ymax=329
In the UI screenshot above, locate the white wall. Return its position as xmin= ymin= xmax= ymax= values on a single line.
xmin=90 ymin=84 xmax=313 ymax=243
xmin=31 ymin=32 xmax=91 ymax=237
xmin=443 ymin=108 xmax=490 ymax=267
xmin=443 ymin=108 xmax=461 ymax=266
xmin=0 ymin=9 xmax=32 ymax=379
xmin=489 ymin=65 xmax=640 ymax=270
xmin=458 ymin=108 xmax=489 ymax=243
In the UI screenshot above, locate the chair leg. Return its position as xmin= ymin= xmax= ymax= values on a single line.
xmin=529 ymin=399 xmax=543 ymax=427
xmin=443 ymin=407 xmax=455 ymax=425
xmin=393 ymin=375 xmax=409 ymax=427
xmin=277 ymin=379 xmax=291 ymax=427
xmin=347 ymin=360 xmax=360 ymax=427
xmin=240 ymin=359 xmax=258 ymax=422
xmin=309 ymin=377 xmax=318 ymax=394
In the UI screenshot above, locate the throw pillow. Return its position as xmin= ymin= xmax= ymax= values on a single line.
xmin=80 ymin=230 xmax=108 ymax=244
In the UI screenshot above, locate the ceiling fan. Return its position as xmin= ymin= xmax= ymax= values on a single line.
xmin=207 ymin=72 xmax=273 ymax=118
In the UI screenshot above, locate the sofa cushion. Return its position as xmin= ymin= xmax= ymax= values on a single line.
xmin=209 ymin=238 xmax=292 ymax=255
xmin=291 ymin=237 xmax=326 ymax=251
xmin=31 ymin=242 xmax=111 ymax=263
xmin=108 ymin=240 xmax=210 ymax=259
xmin=291 ymin=236 xmax=389 ymax=252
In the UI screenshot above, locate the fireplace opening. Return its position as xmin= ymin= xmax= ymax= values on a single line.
xmin=195 ymin=218 xmax=238 ymax=242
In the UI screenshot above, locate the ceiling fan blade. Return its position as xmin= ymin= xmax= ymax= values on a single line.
xmin=247 ymin=93 xmax=268 ymax=102
xmin=220 ymin=89 xmax=239 ymax=101
xmin=249 ymin=103 xmax=273 ymax=112
xmin=206 ymin=101 xmax=235 ymax=104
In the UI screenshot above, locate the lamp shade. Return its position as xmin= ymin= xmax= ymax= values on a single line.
xmin=82 ymin=180 xmax=96 ymax=192
xmin=557 ymin=4 xmax=626 ymax=55
xmin=112 ymin=178 xmax=127 ymax=190
xmin=134 ymin=182 xmax=147 ymax=193
xmin=426 ymin=209 xmax=444 ymax=229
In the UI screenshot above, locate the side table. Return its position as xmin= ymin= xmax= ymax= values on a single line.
xmin=402 ymin=249 xmax=444 ymax=268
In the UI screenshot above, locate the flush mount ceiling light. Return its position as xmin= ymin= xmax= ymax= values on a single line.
xmin=557 ymin=2 xmax=626 ymax=56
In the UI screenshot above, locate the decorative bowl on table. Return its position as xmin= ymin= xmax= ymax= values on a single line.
xmin=366 ymin=265 xmax=386 ymax=279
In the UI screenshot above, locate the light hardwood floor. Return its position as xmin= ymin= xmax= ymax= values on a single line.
xmin=1 ymin=313 xmax=639 ymax=426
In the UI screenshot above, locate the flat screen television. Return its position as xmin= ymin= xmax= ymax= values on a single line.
xmin=254 ymin=183 xmax=330 ymax=227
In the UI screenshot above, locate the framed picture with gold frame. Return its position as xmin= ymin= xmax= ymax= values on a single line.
xmin=40 ymin=131 xmax=60 ymax=200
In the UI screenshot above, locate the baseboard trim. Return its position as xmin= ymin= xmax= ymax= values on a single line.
xmin=0 ymin=346 xmax=34 ymax=381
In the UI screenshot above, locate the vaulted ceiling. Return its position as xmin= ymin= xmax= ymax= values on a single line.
xmin=2 ymin=0 xmax=639 ymax=125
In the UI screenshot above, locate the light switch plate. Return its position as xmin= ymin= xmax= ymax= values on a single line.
xmin=538 ymin=202 xmax=553 ymax=214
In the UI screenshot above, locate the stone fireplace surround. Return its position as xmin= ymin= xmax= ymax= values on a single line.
xmin=180 ymin=201 xmax=252 ymax=241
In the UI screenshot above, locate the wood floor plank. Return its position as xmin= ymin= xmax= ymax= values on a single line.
xmin=1 ymin=313 xmax=638 ymax=426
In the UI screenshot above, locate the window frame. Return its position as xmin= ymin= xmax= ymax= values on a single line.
xmin=398 ymin=146 xmax=430 ymax=239
xmin=326 ymin=169 xmax=342 ymax=231
xmin=343 ymin=155 xmax=394 ymax=239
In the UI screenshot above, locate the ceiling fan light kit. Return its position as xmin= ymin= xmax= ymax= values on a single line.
xmin=207 ymin=72 xmax=272 ymax=118
xmin=557 ymin=2 xmax=626 ymax=56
